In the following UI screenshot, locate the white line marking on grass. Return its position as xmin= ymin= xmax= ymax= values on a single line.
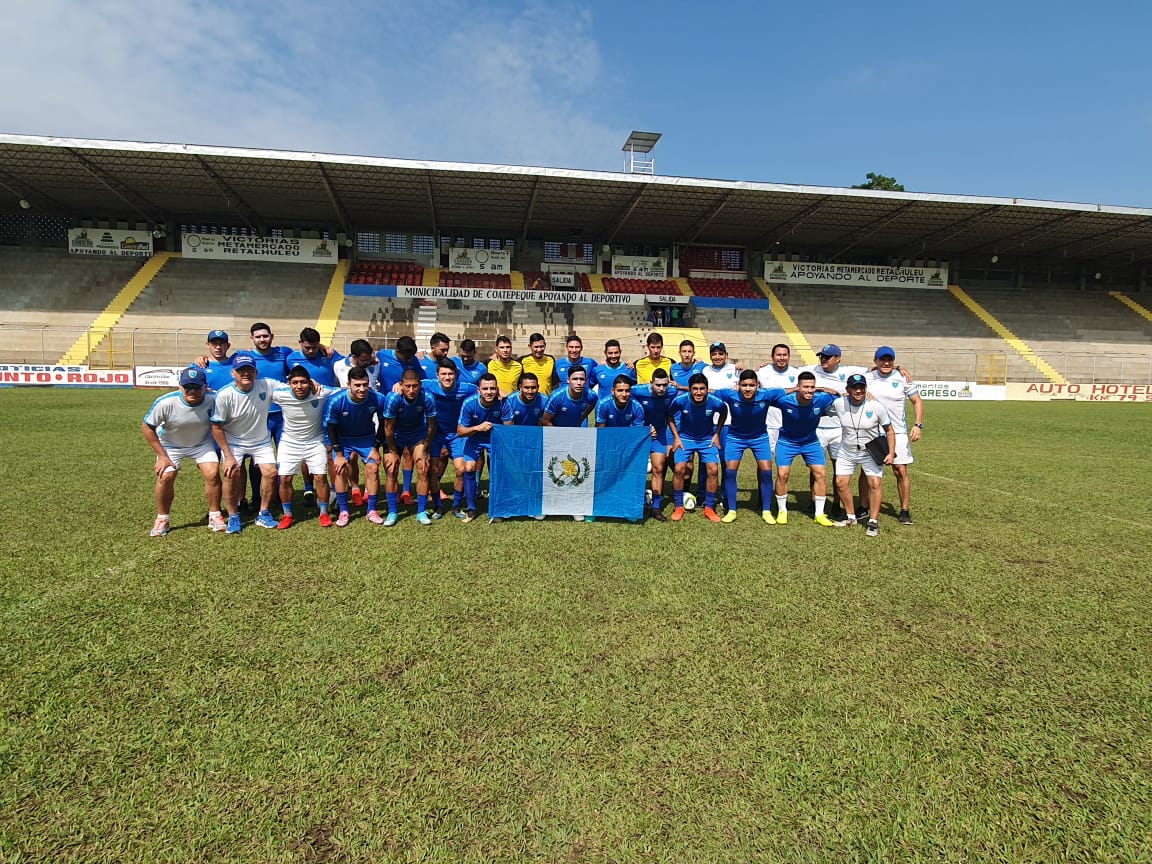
xmin=917 ymin=471 xmax=1152 ymax=531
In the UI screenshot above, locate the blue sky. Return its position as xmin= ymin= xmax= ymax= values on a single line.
xmin=4 ymin=0 xmax=1150 ymax=206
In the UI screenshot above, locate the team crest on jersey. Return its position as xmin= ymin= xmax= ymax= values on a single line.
xmin=311 ymin=399 xmax=319 ymax=407
xmin=259 ymin=393 xmax=266 ymax=401
xmin=866 ymin=410 xmax=874 ymax=419
xmin=892 ymin=381 xmax=900 ymax=389
xmin=789 ymin=375 xmax=795 ymax=383
xmin=548 ymin=454 xmax=590 ymax=488
xmin=838 ymin=373 xmax=846 ymax=380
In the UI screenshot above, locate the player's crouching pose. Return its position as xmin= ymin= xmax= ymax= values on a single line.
xmin=324 ymin=366 xmax=387 ymax=527
xmin=271 ymin=365 xmax=340 ymax=529
xmin=456 ymin=373 xmax=503 ymax=523
xmin=667 ymin=373 xmax=729 ymax=522
xmin=381 ymin=370 xmax=438 ymax=526
xmin=141 ymin=366 xmax=223 ymax=536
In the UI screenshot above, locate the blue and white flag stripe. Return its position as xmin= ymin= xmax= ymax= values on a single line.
xmin=489 ymin=426 xmax=649 ymax=519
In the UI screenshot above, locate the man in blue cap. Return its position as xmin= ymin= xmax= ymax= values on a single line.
xmin=800 ymin=344 xmax=868 ymax=518
xmin=865 ymin=346 xmax=923 ymax=525
xmin=141 ymin=366 xmax=224 ymax=536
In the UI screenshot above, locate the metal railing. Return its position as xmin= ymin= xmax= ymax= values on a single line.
xmin=3 ymin=323 xmax=1151 ymax=385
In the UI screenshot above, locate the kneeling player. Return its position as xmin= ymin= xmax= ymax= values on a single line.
xmin=667 ymin=374 xmax=728 ymax=522
xmin=272 ymin=365 xmax=339 ymax=528
xmin=324 ymin=367 xmax=386 ymax=526
xmin=382 ymin=369 xmax=438 ymax=526
xmin=141 ymin=367 xmax=223 ymax=536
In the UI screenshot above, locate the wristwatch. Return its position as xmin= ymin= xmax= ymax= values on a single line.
xmin=914 ymin=423 xmax=923 ymax=429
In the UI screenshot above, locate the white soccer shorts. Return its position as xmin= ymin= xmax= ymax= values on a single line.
xmin=767 ymin=426 xmax=780 ymax=453
xmin=161 ymin=439 xmax=218 ymax=471
xmin=226 ymin=438 xmax=277 ymax=466
xmin=817 ymin=426 xmax=843 ymax=460
xmin=893 ymin=431 xmax=914 ymax=466
xmin=835 ymin=446 xmax=885 ymax=478
xmin=277 ymin=439 xmax=329 ymax=477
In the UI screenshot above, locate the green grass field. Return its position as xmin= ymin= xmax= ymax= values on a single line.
xmin=1 ymin=390 xmax=1150 ymax=863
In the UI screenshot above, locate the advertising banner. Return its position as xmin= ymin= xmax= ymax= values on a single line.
xmin=765 ymin=260 xmax=948 ymax=288
xmin=68 ymin=228 xmax=153 ymax=257
xmin=134 ymin=366 xmax=185 ymax=388
xmin=0 ymin=364 xmax=133 ymax=387
xmin=393 ymin=285 xmax=646 ymax=306
xmin=446 ymin=247 xmax=511 ymax=274
xmin=1005 ymin=382 xmax=1152 ymax=402
xmin=612 ymin=255 xmax=668 ymax=279
xmin=914 ymin=381 xmax=1006 ymax=400
xmin=182 ymin=232 xmax=338 ymax=263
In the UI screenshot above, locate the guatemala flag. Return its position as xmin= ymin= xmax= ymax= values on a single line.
xmin=489 ymin=426 xmax=649 ymax=519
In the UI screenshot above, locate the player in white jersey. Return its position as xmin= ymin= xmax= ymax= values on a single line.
xmin=333 ymin=339 xmax=380 ymax=389
xmin=702 ymin=342 xmax=740 ymax=510
xmin=756 ymin=343 xmax=799 ymax=452
xmin=271 ymin=365 xmax=340 ymax=529
xmin=210 ymin=352 xmax=283 ymax=533
xmin=825 ymin=373 xmax=895 ymax=537
xmin=754 ymin=343 xmax=799 ymax=515
xmin=141 ymin=366 xmax=223 ymax=536
xmin=799 ymin=344 xmax=869 ymax=517
xmin=863 ymin=346 xmax=924 ymax=526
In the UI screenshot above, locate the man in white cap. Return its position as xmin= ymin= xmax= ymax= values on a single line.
xmin=800 ymin=344 xmax=868 ymax=518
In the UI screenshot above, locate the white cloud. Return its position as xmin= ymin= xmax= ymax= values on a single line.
xmin=0 ymin=0 xmax=623 ymax=169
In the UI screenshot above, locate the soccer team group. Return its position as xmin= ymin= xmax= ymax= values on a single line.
xmin=142 ymin=323 xmax=925 ymax=537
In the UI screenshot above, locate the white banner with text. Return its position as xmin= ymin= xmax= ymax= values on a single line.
xmin=394 ymin=285 xmax=651 ymax=305
xmin=447 ymin=247 xmax=511 ymax=274
xmin=612 ymin=255 xmax=668 ymax=279
xmin=0 ymin=364 xmax=133 ymax=387
xmin=182 ymin=233 xmax=338 ymax=263
xmin=68 ymin=228 xmax=153 ymax=257
xmin=765 ymin=260 xmax=948 ymax=288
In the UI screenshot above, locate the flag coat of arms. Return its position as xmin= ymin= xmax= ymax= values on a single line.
xmin=489 ymin=426 xmax=649 ymax=519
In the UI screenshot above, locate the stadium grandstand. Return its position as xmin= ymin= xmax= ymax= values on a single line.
xmin=2 ymin=132 xmax=1152 ymax=386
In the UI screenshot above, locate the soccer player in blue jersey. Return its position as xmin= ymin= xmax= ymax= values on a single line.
xmin=555 ymin=334 xmax=597 ymax=386
xmin=632 ymin=368 xmax=674 ymax=521
xmin=501 ymin=372 xmax=546 ymax=426
xmin=542 ymin=366 xmax=597 ymax=427
xmin=324 ymin=366 xmax=386 ymax=527
xmin=424 ymin=359 xmax=478 ymax=519
xmin=202 ymin=330 xmax=234 ymax=391
xmin=453 ymin=338 xmax=487 ymax=387
xmin=286 ymin=327 xmax=342 ymax=387
xmin=381 ymin=369 xmax=438 ymax=526
xmin=765 ymin=371 xmax=841 ymax=526
xmin=714 ymin=370 xmax=777 ymax=524
xmin=591 ymin=339 xmax=635 ymax=395
xmin=418 ymin=332 xmax=452 ymax=380
xmin=670 ymin=339 xmax=705 ymax=395
xmin=141 ymin=366 xmax=223 ymax=536
xmin=376 ymin=335 xmax=426 ymax=503
xmin=456 ymin=373 xmax=503 ymax=522
xmin=245 ymin=322 xmax=292 ymax=509
xmin=667 ymin=373 xmax=728 ymax=522
xmin=596 ymin=375 xmax=647 ymax=428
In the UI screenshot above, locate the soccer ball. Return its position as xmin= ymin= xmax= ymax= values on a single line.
xmin=683 ymin=492 xmax=697 ymax=511
xmin=645 ymin=489 xmax=653 ymax=507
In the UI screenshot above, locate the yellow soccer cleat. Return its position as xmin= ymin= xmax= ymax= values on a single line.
xmin=776 ymin=511 xmax=788 ymax=525
xmin=761 ymin=510 xmax=776 ymax=525
xmin=721 ymin=509 xmax=738 ymax=523
xmin=814 ymin=513 xmax=836 ymax=527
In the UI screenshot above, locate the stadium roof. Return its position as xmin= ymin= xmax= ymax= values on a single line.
xmin=3 ymin=133 xmax=1152 ymax=267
